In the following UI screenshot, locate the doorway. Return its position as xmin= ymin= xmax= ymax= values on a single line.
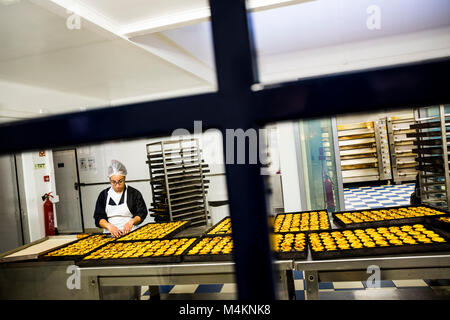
xmin=53 ymin=149 xmax=83 ymax=233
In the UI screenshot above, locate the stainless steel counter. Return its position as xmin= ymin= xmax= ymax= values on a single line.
xmin=2 ymin=236 xmax=449 ymax=300
xmin=294 ymin=250 xmax=450 ymax=300
xmin=78 ymin=259 xmax=294 ymax=300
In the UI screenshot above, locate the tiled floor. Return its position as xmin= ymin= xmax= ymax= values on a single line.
xmin=344 ymin=183 xmax=415 ymax=210
xmin=138 ymin=183 xmax=449 ymax=300
xmin=139 ymin=272 xmax=450 ymax=300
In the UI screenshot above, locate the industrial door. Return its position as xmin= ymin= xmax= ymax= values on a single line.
xmin=0 ymin=155 xmax=23 ymax=253
xmin=53 ymin=150 xmax=83 ymax=233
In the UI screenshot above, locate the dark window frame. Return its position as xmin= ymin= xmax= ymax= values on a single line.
xmin=1 ymin=0 xmax=450 ymax=299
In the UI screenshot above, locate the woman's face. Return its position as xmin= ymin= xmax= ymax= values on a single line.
xmin=110 ymin=174 xmax=125 ymax=193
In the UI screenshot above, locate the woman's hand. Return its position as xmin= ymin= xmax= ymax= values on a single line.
xmin=107 ymin=224 xmax=123 ymax=238
xmin=123 ymin=219 xmax=135 ymax=235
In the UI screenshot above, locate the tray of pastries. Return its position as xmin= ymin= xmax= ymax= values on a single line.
xmin=77 ymin=237 xmax=197 ymax=266
xmin=183 ymin=236 xmax=233 ymax=262
xmin=308 ymin=223 xmax=450 ymax=260
xmin=428 ymin=215 xmax=450 ymax=233
xmin=271 ymin=232 xmax=308 ymax=260
xmin=40 ymin=234 xmax=115 ymax=261
xmin=204 ymin=217 xmax=232 ymax=236
xmin=332 ymin=205 xmax=447 ymax=229
xmin=116 ymin=220 xmax=190 ymax=241
xmin=274 ymin=211 xmax=331 ymax=233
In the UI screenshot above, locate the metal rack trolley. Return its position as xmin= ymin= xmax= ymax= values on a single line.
xmin=386 ymin=114 xmax=418 ymax=184
xmin=146 ymin=139 xmax=210 ymax=227
xmin=412 ymin=105 xmax=450 ymax=209
xmin=337 ymin=121 xmax=391 ymax=184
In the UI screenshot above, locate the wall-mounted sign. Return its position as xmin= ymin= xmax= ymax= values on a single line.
xmin=80 ymin=158 xmax=87 ymax=170
xmin=88 ymin=157 xmax=96 ymax=170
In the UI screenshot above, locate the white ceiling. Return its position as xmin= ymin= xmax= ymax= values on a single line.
xmin=0 ymin=0 xmax=215 ymax=121
xmin=76 ymin=0 xmax=208 ymax=26
xmin=1 ymin=0 xmax=449 ymax=122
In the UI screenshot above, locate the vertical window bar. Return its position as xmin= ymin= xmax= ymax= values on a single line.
xmin=210 ymin=0 xmax=276 ymax=299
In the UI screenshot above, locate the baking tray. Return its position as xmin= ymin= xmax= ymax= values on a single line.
xmin=417 ymin=164 xmax=449 ymax=173
xmin=39 ymin=234 xmax=116 ymax=262
xmin=182 ymin=236 xmax=233 ymax=262
xmin=273 ymin=210 xmax=332 ymax=234
xmin=415 ymin=156 xmax=444 ymax=164
xmin=172 ymin=204 xmax=206 ymax=214
xmin=151 ymin=163 xmax=208 ymax=175
xmin=407 ymin=131 xmax=448 ymax=138
xmin=151 ymin=169 xmax=210 ymax=181
xmin=272 ymin=233 xmax=309 ymax=260
xmin=203 ymin=216 xmax=232 ymax=236
xmin=412 ymin=146 xmax=450 ymax=155
xmin=76 ymin=238 xmax=198 ymax=267
xmin=309 ymin=224 xmax=450 ymax=260
xmin=0 ymin=236 xmax=81 ymax=263
xmin=149 ymin=159 xmax=202 ymax=170
xmin=410 ymin=121 xmax=447 ymax=129
xmin=173 ymin=210 xmax=208 ymax=220
xmin=428 ymin=216 xmax=450 ymax=232
xmin=147 ymin=147 xmax=199 ymax=158
xmin=147 ymin=153 xmax=201 ymax=164
xmin=413 ymin=139 xmax=443 ymax=146
xmin=332 ymin=204 xmax=448 ymax=229
xmin=115 ymin=220 xmax=191 ymax=241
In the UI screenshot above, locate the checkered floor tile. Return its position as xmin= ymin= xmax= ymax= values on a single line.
xmin=344 ymin=183 xmax=415 ymax=210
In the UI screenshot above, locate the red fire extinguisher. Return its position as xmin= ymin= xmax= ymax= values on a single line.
xmin=42 ymin=192 xmax=55 ymax=236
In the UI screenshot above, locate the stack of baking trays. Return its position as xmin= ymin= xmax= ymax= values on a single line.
xmin=409 ymin=106 xmax=450 ymax=209
xmin=386 ymin=114 xmax=418 ymax=183
xmin=146 ymin=138 xmax=210 ymax=227
xmin=337 ymin=121 xmax=391 ymax=184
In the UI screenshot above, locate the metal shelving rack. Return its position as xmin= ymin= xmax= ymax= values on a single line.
xmin=411 ymin=105 xmax=450 ymax=209
xmin=386 ymin=114 xmax=418 ymax=183
xmin=338 ymin=121 xmax=391 ymax=184
xmin=146 ymin=138 xmax=210 ymax=227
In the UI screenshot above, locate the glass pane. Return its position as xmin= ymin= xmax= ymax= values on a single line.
xmin=298 ymin=117 xmax=342 ymax=212
xmin=0 ymin=0 xmax=216 ymax=124
xmin=249 ymin=0 xmax=450 ymax=84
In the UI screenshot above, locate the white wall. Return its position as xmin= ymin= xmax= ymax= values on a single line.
xmin=277 ymin=122 xmax=303 ymax=212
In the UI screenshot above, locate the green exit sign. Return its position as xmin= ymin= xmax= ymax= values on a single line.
xmin=34 ymin=163 xmax=46 ymax=169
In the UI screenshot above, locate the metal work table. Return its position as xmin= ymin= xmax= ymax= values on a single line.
xmin=0 ymin=257 xmax=294 ymax=300
xmin=79 ymin=259 xmax=294 ymax=300
xmin=294 ymin=250 xmax=450 ymax=300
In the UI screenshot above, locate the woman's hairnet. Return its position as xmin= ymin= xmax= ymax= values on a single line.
xmin=108 ymin=160 xmax=127 ymax=177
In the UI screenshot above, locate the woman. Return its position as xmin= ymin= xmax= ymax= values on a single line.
xmin=93 ymin=160 xmax=148 ymax=237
